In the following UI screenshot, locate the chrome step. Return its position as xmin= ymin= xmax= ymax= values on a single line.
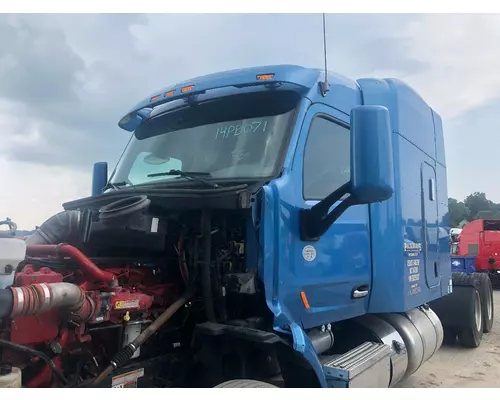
xmin=322 ymin=342 xmax=392 ymax=388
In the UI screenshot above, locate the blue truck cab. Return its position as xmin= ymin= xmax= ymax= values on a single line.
xmin=60 ymin=65 xmax=474 ymax=388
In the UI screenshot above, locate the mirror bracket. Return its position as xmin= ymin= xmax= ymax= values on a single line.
xmin=92 ymin=162 xmax=108 ymax=197
xmin=300 ymin=182 xmax=354 ymax=241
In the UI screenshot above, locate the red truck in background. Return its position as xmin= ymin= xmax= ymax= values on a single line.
xmin=456 ymin=219 xmax=500 ymax=284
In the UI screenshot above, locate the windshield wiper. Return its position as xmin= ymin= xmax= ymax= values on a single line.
xmin=147 ymin=169 xmax=220 ymax=188
xmin=102 ymin=181 xmax=128 ymax=191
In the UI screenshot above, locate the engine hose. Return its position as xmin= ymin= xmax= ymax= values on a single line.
xmin=0 ymin=339 xmax=68 ymax=386
xmin=98 ymin=195 xmax=151 ymax=222
xmin=26 ymin=210 xmax=81 ymax=246
xmin=1 ymin=282 xmax=94 ymax=321
xmin=201 ymin=209 xmax=216 ymax=322
xmin=0 ymin=288 xmax=13 ymax=318
xmin=92 ymin=290 xmax=193 ymax=386
xmin=26 ymin=244 xmax=117 ymax=286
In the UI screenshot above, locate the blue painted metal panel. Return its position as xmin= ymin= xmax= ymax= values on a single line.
xmin=421 ymin=161 xmax=440 ymax=289
xmin=451 ymin=256 xmax=476 ymax=274
xmin=261 ymin=98 xmax=371 ymax=330
xmin=386 ymin=79 xmax=437 ymax=161
xmin=357 ymin=77 xmax=447 ymax=312
xmin=433 ymin=110 xmax=446 ymax=167
xmin=261 ymin=74 xmax=365 ymax=335
xmin=356 ymin=78 xmax=437 ymax=160
xmin=436 ymin=164 xmax=451 ymax=296
xmin=311 ymin=71 xmax=362 ymax=116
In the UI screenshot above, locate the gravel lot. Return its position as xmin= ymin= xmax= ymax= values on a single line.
xmin=397 ymin=290 xmax=500 ymax=388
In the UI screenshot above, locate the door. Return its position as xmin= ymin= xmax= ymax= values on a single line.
xmin=421 ymin=161 xmax=440 ymax=288
xmin=281 ymin=104 xmax=372 ymax=329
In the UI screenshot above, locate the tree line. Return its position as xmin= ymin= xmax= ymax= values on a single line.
xmin=449 ymin=192 xmax=500 ymax=228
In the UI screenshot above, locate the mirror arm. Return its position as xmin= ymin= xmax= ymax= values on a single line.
xmin=309 ymin=181 xmax=351 ymax=217
xmin=300 ymin=182 xmax=355 ymax=242
xmin=317 ymin=195 xmax=357 ymax=235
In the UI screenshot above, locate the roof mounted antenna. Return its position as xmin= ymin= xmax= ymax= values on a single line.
xmin=319 ymin=13 xmax=330 ymax=97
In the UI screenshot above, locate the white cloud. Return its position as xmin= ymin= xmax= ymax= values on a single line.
xmin=392 ymin=14 xmax=500 ymax=118
xmin=0 ymin=157 xmax=90 ymax=229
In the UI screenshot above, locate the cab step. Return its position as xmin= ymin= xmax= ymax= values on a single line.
xmin=321 ymin=342 xmax=392 ymax=388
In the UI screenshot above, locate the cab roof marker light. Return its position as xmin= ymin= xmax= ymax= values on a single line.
xmin=164 ymin=90 xmax=175 ymax=97
xmin=150 ymin=95 xmax=161 ymax=102
xmin=256 ymin=73 xmax=275 ymax=81
xmin=181 ymin=85 xmax=195 ymax=93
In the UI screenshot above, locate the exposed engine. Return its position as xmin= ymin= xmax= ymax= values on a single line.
xmin=0 ymin=195 xmax=266 ymax=388
xmin=0 ymin=193 xmax=446 ymax=389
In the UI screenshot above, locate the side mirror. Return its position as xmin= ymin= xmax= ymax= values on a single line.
xmin=92 ymin=162 xmax=108 ymax=197
xmin=300 ymin=105 xmax=394 ymax=241
xmin=350 ymin=105 xmax=394 ymax=204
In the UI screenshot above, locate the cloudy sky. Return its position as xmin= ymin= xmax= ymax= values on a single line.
xmin=0 ymin=13 xmax=499 ymax=229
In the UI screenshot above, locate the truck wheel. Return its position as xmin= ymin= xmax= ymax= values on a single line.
xmin=214 ymin=379 xmax=278 ymax=388
xmin=442 ymin=327 xmax=457 ymax=345
xmin=429 ymin=272 xmax=484 ymax=348
xmin=447 ymin=272 xmax=483 ymax=348
xmin=474 ymin=272 xmax=494 ymax=333
xmin=457 ymin=287 xmax=483 ymax=348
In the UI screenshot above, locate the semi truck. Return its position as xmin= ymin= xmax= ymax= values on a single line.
xmin=0 ymin=65 xmax=493 ymax=388
xmin=454 ymin=219 xmax=500 ymax=278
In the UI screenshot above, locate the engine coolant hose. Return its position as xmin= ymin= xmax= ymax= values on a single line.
xmin=26 ymin=243 xmax=117 ymax=286
xmin=92 ymin=289 xmax=193 ymax=386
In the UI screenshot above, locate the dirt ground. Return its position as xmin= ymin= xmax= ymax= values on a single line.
xmin=396 ymin=290 xmax=500 ymax=388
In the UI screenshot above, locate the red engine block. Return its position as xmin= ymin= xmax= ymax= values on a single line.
xmin=88 ymin=287 xmax=154 ymax=325
xmin=7 ymin=264 xmax=177 ymax=344
xmin=1 ymin=261 xmax=178 ymax=387
xmin=10 ymin=266 xmax=64 ymax=345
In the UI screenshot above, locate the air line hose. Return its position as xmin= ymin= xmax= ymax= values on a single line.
xmin=92 ymin=290 xmax=193 ymax=386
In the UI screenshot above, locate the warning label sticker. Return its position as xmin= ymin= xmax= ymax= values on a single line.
xmin=111 ymin=368 xmax=144 ymax=388
xmin=114 ymin=299 xmax=140 ymax=310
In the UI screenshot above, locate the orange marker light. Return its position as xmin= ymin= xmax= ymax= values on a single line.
xmin=150 ymin=95 xmax=160 ymax=102
xmin=256 ymin=73 xmax=275 ymax=81
xmin=181 ymin=85 xmax=195 ymax=93
xmin=164 ymin=90 xmax=175 ymax=97
xmin=300 ymin=291 xmax=310 ymax=309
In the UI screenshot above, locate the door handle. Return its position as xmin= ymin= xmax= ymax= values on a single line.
xmin=352 ymin=286 xmax=369 ymax=299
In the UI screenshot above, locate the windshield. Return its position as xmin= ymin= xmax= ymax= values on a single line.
xmin=110 ymin=90 xmax=301 ymax=187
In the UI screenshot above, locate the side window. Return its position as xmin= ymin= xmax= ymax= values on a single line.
xmin=303 ymin=116 xmax=350 ymax=200
xmin=468 ymin=244 xmax=479 ymax=256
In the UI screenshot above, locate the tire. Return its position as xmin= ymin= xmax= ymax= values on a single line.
xmin=489 ymin=272 xmax=500 ymax=289
xmin=457 ymin=288 xmax=483 ymax=348
xmin=448 ymin=272 xmax=483 ymax=348
xmin=429 ymin=272 xmax=484 ymax=348
xmin=442 ymin=326 xmax=457 ymax=345
xmin=452 ymin=271 xmax=477 ymax=286
xmin=214 ymin=379 xmax=278 ymax=388
xmin=474 ymin=272 xmax=494 ymax=333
